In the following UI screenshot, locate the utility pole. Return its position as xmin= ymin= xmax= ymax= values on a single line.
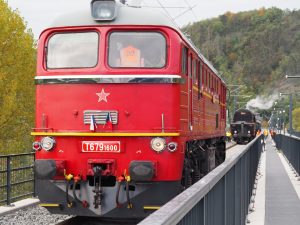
xmin=280 ymin=92 xmax=295 ymax=135
xmin=231 ymin=94 xmax=251 ymax=113
xmin=282 ymin=74 xmax=300 ymax=135
xmin=227 ymin=84 xmax=246 ymax=121
xmin=233 ymin=94 xmax=237 ymax=114
xmin=289 ymin=94 xmax=293 ymax=135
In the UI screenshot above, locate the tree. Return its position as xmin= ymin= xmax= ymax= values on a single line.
xmin=0 ymin=0 xmax=36 ymax=154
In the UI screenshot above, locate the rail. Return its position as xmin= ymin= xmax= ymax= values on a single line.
xmin=139 ymin=136 xmax=262 ymax=225
xmin=274 ymin=134 xmax=300 ymax=175
xmin=0 ymin=153 xmax=35 ymax=206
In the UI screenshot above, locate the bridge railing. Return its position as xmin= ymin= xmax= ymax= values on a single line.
xmin=0 ymin=153 xmax=35 ymax=206
xmin=274 ymin=134 xmax=300 ymax=175
xmin=139 ymin=136 xmax=262 ymax=225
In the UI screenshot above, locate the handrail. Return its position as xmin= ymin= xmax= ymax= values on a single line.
xmin=274 ymin=134 xmax=300 ymax=175
xmin=139 ymin=136 xmax=262 ymax=225
xmin=0 ymin=152 xmax=35 ymax=205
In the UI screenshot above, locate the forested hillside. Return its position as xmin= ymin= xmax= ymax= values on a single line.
xmin=0 ymin=1 xmax=36 ymax=154
xmin=183 ymin=8 xmax=300 ymax=94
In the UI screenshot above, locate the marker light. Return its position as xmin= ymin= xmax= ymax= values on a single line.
xmin=32 ymin=142 xmax=42 ymax=151
xmin=150 ymin=137 xmax=166 ymax=153
xmin=91 ymin=0 xmax=117 ymax=21
xmin=167 ymin=142 xmax=178 ymax=152
xmin=41 ymin=137 xmax=56 ymax=151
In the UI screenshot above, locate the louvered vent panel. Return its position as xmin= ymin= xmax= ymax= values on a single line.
xmin=84 ymin=110 xmax=118 ymax=125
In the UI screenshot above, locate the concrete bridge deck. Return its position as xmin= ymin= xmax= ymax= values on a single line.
xmin=248 ymin=136 xmax=300 ymax=225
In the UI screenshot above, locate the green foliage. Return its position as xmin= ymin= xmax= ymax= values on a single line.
xmin=183 ymin=8 xmax=300 ymax=125
xmin=183 ymin=8 xmax=300 ymax=95
xmin=0 ymin=0 xmax=36 ymax=154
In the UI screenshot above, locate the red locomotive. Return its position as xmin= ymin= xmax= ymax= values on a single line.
xmin=32 ymin=0 xmax=227 ymax=218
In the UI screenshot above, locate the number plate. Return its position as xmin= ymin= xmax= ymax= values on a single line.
xmin=82 ymin=141 xmax=121 ymax=153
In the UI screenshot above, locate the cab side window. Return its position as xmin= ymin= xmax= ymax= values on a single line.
xmin=182 ymin=47 xmax=188 ymax=75
xmin=198 ymin=61 xmax=202 ymax=99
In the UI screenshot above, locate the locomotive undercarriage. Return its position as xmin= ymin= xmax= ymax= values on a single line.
xmin=36 ymin=178 xmax=181 ymax=218
xmin=181 ymin=137 xmax=226 ymax=189
xmin=36 ymin=136 xmax=225 ymax=217
xmin=234 ymin=136 xmax=254 ymax=144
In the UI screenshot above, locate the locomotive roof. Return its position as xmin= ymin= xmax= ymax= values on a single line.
xmin=234 ymin=109 xmax=254 ymax=114
xmin=50 ymin=2 xmax=223 ymax=83
xmin=236 ymin=108 xmax=251 ymax=112
xmin=233 ymin=109 xmax=256 ymax=123
xmin=51 ymin=3 xmax=175 ymax=29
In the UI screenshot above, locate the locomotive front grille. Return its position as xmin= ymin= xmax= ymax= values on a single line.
xmin=84 ymin=110 xmax=118 ymax=125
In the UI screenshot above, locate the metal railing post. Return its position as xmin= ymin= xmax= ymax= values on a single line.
xmin=33 ymin=154 xmax=36 ymax=197
xmin=0 ymin=153 xmax=35 ymax=206
xmin=274 ymin=134 xmax=300 ymax=176
xmin=289 ymin=94 xmax=293 ymax=135
xmin=6 ymin=155 xmax=12 ymax=205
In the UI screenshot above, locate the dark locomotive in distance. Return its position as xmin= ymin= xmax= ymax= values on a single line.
xmin=230 ymin=109 xmax=260 ymax=144
xmin=32 ymin=0 xmax=227 ymax=219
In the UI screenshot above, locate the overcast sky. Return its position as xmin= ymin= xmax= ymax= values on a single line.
xmin=6 ymin=0 xmax=300 ymax=39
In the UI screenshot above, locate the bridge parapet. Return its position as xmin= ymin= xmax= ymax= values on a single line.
xmin=139 ymin=136 xmax=262 ymax=225
xmin=274 ymin=134 xmax=300 ymax=175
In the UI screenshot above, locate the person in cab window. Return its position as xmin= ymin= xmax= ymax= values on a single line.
xmin=144 ymin=39 xmax=165 ymax=68
xmin=120 ymin=45 xmax=144 ymax=67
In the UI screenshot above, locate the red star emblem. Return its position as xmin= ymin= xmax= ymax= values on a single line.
xmin=96 ymin=88 xmax=110 ymax=103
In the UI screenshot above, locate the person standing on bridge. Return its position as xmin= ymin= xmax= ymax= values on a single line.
xmin=262 ymin=137 xmax=266 ymax=151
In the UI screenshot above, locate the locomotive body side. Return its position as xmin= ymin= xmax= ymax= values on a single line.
xmin=32 ymin=2 xmax=226 ymax=218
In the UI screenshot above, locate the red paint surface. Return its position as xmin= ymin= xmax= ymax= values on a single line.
xmin=35 ymin=25 xmax=226 ymax=181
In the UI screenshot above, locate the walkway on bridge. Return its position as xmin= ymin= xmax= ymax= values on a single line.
xmin=248 ymin=135 xmax=300 ymax=225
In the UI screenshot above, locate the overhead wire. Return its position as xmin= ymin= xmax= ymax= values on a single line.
xmin=155 ymin=0 xmax=179 ymax=27
xmin=140 ymin=6 xmax=191 ymax=9
xmin=184 ymin=0 xmax=198 ymax=20
xmin=174 ymin=4 xmax=197 ymax=20
xmin=141 ymin=0 xmax=148 ymax=7
xmin=140 ymin=0 xmax=198 ymax=27
xmin=141 ymin=0 xmax=192 ymax=9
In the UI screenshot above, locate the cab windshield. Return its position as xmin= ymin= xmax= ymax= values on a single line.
xmin=46 ymin=32 xmax=99 ymax=69
xmin=108 ymin=32 xmax=167 ymax=68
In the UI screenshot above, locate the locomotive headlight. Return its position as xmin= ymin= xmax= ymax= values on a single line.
xmin=150 ymin=137 xmax=166 ymax=153
xmin=41 ymin=137 xmax=56 ymax=151
xmin=91 ymin=0 xmax=117 ymax=21
xmin=167 ymin=142 xmax=178 ymax=152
